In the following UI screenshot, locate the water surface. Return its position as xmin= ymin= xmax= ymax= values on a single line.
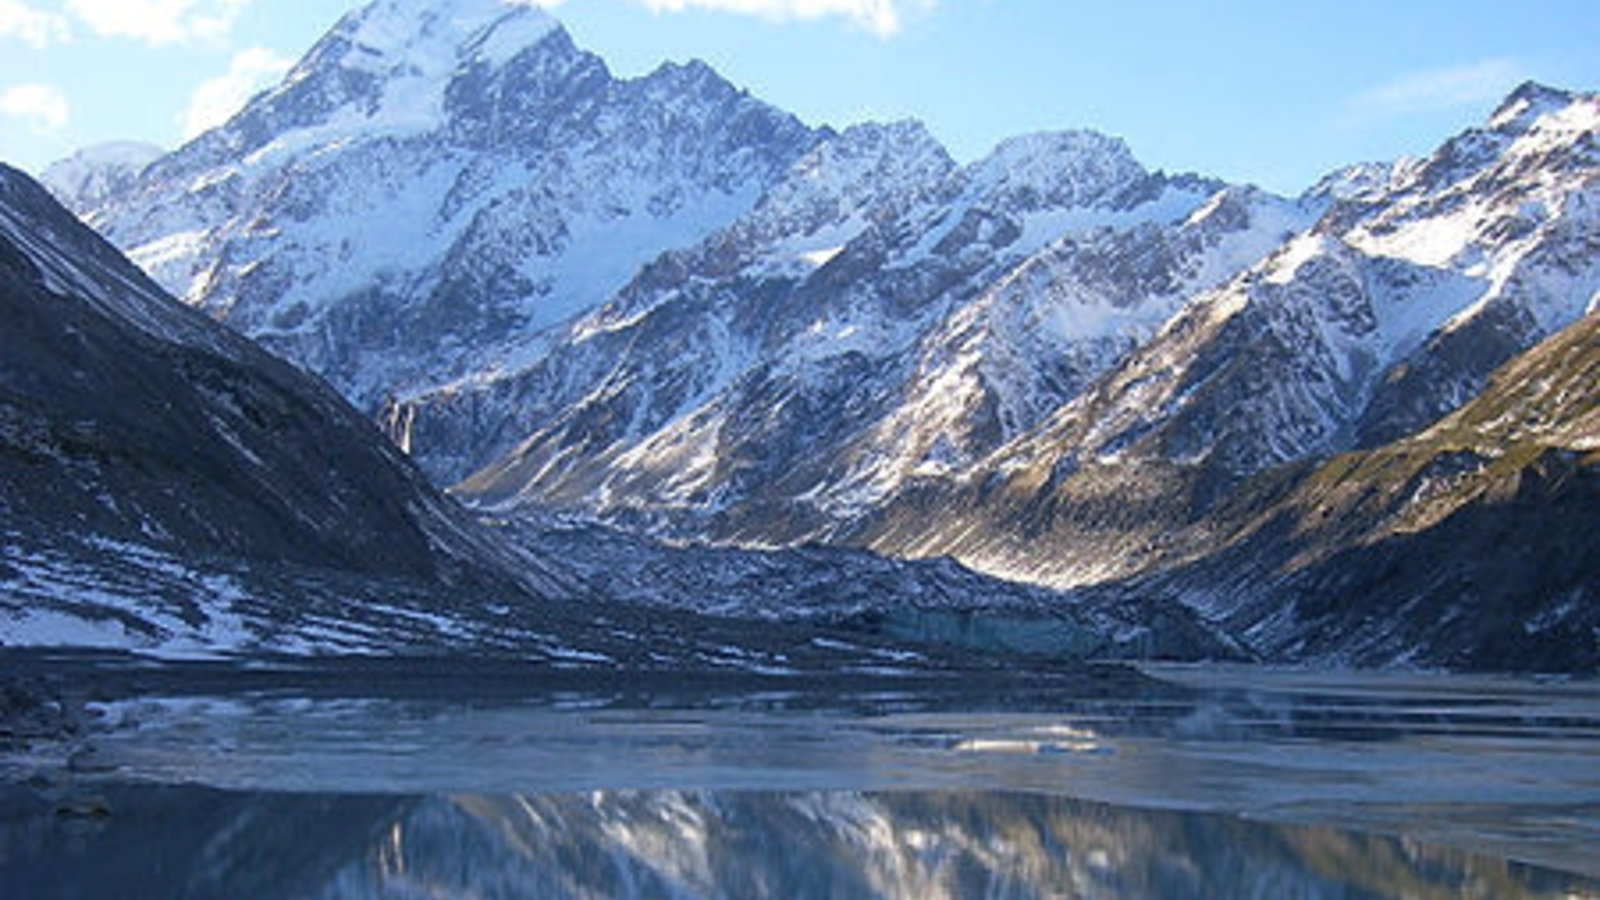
xmin=3 ymin=656 xmax=1597 ymax=897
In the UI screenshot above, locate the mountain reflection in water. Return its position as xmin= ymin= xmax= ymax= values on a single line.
xmin=3 ymin=657 xmax=1598 ymax=898
xmin=3 ymin=785 xmax=1593 ymax=899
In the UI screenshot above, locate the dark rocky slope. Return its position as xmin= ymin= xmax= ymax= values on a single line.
xmin=1161 ymin=309 xmax=1600 ymax=670
xmin=1045 ymin=310 xmax=1600 ymax=671
xmin=0 ymin=167 xmax=508 ymax=585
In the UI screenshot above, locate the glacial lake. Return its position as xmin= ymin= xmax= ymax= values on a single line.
xmin=2 ymin=654 xmax=1597 ymax=898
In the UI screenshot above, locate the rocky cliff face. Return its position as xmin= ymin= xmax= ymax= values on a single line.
xmin=1149 ymin=307 xmax=1600 ymax=671
xmin=0 ymin=164 xmax=478 ymax=575
xmin=419 ymin=127 xmax=1305 ymax=546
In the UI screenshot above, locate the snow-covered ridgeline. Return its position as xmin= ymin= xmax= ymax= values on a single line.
xmin=77 ymin=0 xmax=821 ymax=411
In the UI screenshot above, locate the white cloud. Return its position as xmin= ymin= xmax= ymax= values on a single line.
xmin=1345 ymin=58 xmax=1527 ymax=123
xmin=64 ymin=0 xmax=252 ymax=46
xmin=532 ymin=0 xmax=936 ymax=37
xmin=181 ymin=46 xmax=293 ymax=138
xmin=0 ymin=82 xmax=69 ymax=132
xmin=0 ymin=0 xmax=70 ymax=46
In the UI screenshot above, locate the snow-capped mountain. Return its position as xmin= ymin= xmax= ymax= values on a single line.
xmin=11 ymin=159 xmax=1231 ymax=663
xmin=38 ymin=141 xmax=163 ymax=215
xmin=77 ymin=0 xmax=821 ymax=411
xmin=45 ymin=0 xmax=1597 ymax=671
xmin=69 ymin=0 xmax=1314 ymax=547
xmin=45 ymin=0 xmax=1323 ymax=557
xmin=865 ymin=83 xmax=1600 ymax=594
xmin=411 ymin=123 xmax=1308 ymax=543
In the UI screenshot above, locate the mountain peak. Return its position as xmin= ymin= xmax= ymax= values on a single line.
xmin=1300 ymin=159 xmax=1403 ymax=207
xmin=205 ymin=0 xmax=575 ymax=156
xmin=38 ymin=140 xmax=163 ymax=214
xmin=966 ymin=130 xmax=1146 ymax=212
xmin=326 ymin=0 xmax=561 ymax=72
xmin=1486 ymin=80 xmax=1581 ymax=133
xmin=980 ymin=130 xmax=1137 ymax=174
xmin=644 ymin=57 xmax=719 ymax=83
xmin=807 ymin=119 xmax=948 ymax=169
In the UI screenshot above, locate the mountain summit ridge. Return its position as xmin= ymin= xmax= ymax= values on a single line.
xmin=73 ymin=0 xmax=822 ymax=412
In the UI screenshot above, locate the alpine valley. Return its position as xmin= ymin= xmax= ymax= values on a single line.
xmin=14 ymin=0 xmax=1600 ymax=673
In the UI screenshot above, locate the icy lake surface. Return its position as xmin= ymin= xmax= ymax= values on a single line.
xmin=3 ymin=660 xmax=1598 ymax=898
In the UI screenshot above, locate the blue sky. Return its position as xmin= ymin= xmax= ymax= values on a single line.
xmin=2 ymin=0 xmax=1597 ymax=193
